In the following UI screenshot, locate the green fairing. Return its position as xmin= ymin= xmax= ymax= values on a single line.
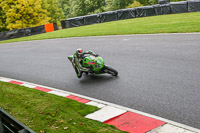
xmin=68 ymin=53 xmax=118 ymax=78
xmin=82 ymin=55 xmax=104 ymax=74
xmin=68 ymin=55 xmax=73 ymax=62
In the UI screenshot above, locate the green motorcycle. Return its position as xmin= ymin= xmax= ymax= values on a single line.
xmin=68 ymin=54 xmax=118 ymax=78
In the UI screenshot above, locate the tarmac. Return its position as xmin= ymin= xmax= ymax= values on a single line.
xmin=0 ymin=76 xmax=199 ymax=133
xmin=1 ymin=33 xmax=200 ymax=128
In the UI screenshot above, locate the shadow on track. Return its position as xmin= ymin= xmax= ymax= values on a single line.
xmin=79 ymin=74 xmax=119 ymax=85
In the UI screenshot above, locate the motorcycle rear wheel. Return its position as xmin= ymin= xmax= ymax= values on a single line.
xmin=104 ymin=65 xmax=118 ymax=76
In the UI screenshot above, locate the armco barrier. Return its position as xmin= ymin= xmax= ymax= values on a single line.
xmin=83 ymin=14 xmax=101 ymax=25
xmin=61 ymin=0 xmax=200 ymax=29
xmin=61 ymin=20 xmax=67 ymax=30
xmin=99 ymin=11 xmax=118 ymax=23
xmin=0 ymin=108 xmax=35 ymax=133
xmin=0 ymin=25 xmax=45 ymax=41
xmin=154 ymin=4 xmax=171 ymax=15
xmin=66 ymin=17 xmax=85 ymax=28
xmin=0 ymin=31 xmax=7 ymax=41
xmin=117 ymin=8 xmax=136 ymax=20
xmin=170 ymin=1 xmax=188 ymax=14
xmin=0 ymin=23 xmax=57 ymax=41
xmin=135 ymin=6 xmax=156 ymax=17
xmin=188 ymin=0 xmax=200 ymax=12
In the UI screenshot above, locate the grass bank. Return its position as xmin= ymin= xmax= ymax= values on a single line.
xmin=0 ymin=81 xmax=124 ymax=133
xmin=1 ymin=12 xmax=200 ymax=44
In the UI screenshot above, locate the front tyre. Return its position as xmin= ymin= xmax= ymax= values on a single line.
xmin=73 ymin=64 xmax=83 ymax=78
xmin=77 ymin=71 xmax=83 ymax=78
xmin=104 ymin=65 xmax=118 ymax=76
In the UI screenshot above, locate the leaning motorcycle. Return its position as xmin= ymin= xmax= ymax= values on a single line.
xmin=68 ymin=54 xmax=118 ymax=78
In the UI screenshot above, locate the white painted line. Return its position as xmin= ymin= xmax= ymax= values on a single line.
xmin=85 ymin=106 xmax=127 ymax=122
xmin=48 ymin=91 xmax=70 ymax=97
xmin=21 ymin=83 xmax=37 ymax=88
xmin=63 ymin=33 xmax=200 ymax=40
xmin=86 ymin=101 xmax=106 ymax=108
xmin=0 ymin=78 xmax=12 ymax=82
xmin=147 ymin=124 xmax=196 ymax=133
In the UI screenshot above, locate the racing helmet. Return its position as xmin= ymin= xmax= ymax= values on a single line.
xmin=76 ymin=48 xmax=83 ymax=58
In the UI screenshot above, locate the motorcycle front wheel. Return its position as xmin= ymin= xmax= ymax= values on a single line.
xmin=73 ymin=64 xmax=83 ymax=78
xmin=104 ymin=65 xmax=118 ymax=76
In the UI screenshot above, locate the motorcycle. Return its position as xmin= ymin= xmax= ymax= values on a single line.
xmin=68 ymin=54 xmax=118 ymax=78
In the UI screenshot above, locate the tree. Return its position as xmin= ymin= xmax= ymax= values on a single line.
xmin=149 ymin=0 xmax=159 ymax=5
xmin=137 ymin=0 xmax=151 ymax=5
xmin=97 ymin=0 xmax=114 ymax=12
xmin=58 ymin=0 xmax=70 ymax=18
xmin=58 ymin=0 xmax=105 ymax=18
xmin=0 ymin=0 xmax=50 ymax=30
xmin=0 ymin=6 xmax=7 ymax=32
xmin=97 ymin=0 xmax=134 ymax=11
xmin=127 ymin=0 xmax=143 ymax=8
xmin=85 ymin=0 xmax=106 ymax=14
xmin=171 ymin=0 xmax=186 ymax=1
xmin=112 ymin=0 xmax=133 ymax=10
xmin=42 ymin=0 xmax=64 ymax=24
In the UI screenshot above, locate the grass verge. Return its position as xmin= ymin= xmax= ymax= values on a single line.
xmin=0 ymin=81 xmax=125 ymax=133
xmin=1 ymin=12 xmax=200 ymax=44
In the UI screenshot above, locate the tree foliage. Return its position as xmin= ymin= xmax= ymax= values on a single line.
xmin=112 ymin=0 xmax=133 ymax=10
xmin=58 ymin=0 xmax=105 ymax=18
xmin=0 ymin=0 xmax=50 ymax=31
xmin=170 ymin=0 xmax=186 ymax=1
xmin=101 ymin=0 xmax=134 ymax=11
xmin=58 ymin=0 xmax=135 ymax=18
xmin=42 ymin=0 xmax=64 ymax=24
xmin=127 ymin=0 xmax=144 ymax=8
xmin=0 ymin=6 xmax=7 ymax=32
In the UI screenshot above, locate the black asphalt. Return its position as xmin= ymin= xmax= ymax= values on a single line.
xmin=0 ymin=34 xmax=200 ymax=129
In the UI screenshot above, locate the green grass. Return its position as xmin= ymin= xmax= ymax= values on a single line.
xmin=1 ymin=12 xmax=200 ymax=44
xmin=0 ymin=81 xmax=125 ymax=133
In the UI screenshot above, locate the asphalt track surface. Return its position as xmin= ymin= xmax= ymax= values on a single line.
xmin=0 ymin=34 xmax=200 ymax=129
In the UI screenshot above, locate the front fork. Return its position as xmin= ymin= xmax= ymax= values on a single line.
xmin=72 ymin=63 xmax=81 ymax=77
xmin=72 ymin=58 xmax=81 ymax=77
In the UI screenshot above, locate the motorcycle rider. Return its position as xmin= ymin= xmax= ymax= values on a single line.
xmin=72 ymin=48 xmax=98 ymax=78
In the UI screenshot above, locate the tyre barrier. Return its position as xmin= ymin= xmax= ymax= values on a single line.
xmin=0 ymin=107 xmax=35 ymax=133
xmin=0 ymin=23 xmax=58 ymax=41
xmin=61 ymin=0 xmax=200 ymax=29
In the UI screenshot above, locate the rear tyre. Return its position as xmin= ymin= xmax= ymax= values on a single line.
xmin=104 ymin=65 xmax=118 ymax=76
xmin=85 ymin=72 xmax=88 ymax=75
